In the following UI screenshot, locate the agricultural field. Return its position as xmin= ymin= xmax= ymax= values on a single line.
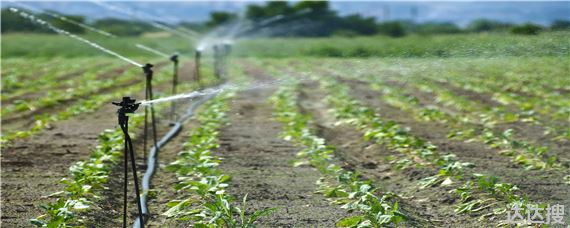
xmin=1 ymin=28 xmax=570 ymax=228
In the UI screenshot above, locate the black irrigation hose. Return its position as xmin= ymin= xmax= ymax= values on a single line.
xmin=133 ymin=88 xmax=222 ymax=228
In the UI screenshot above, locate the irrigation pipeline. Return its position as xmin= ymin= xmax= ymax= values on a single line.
xmin=132 ymin=85 xmax=224 ymax=228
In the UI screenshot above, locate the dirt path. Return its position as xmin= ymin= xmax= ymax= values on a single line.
xmin=216 ymin=87 xmax=349 ymax=227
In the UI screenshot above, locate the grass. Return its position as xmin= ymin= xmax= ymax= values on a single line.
xmin=2 ymin=31 xmax=568 ymax=59
xmin=233 ymin=31 xmax=570 ymax=58
xmin=1 ymin=33 xmax=194 ymax=58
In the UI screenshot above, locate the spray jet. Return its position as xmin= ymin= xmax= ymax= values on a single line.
xmin=235 ymin=8 xmax=312 ymax=38
xmin=91 ymin=1 xmax=198 ymax=40
xmin=9 ymin=1 xmax=116 ymax=38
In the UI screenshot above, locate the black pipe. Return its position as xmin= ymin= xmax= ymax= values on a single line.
xmin=169 ymin=55 xmax=179 ymax=123
xmin=132 ymin=87 xmax=222 ymax=228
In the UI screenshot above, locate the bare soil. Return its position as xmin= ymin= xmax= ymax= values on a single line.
xmin=216 ymin=86 xmax=350 ymax=227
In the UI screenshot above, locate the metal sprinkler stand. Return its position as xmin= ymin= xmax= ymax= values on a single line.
xmin=194 ymin=49 xmax=202 ymax=87
xmin=169 ymin=54 xmax=179 ymax=124
xmin=112 ymin=97 xmax=144 ymax=228
xmin=213 ymin=45 xmax=221 ymax=80
xmin=223 ymin=43 xmax=232 ymax=79
xmin=142 ymin=64 xmax=159 ymax=166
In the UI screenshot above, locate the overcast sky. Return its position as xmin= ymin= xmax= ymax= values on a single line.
xmin=3 ymin=1 xmax=569 ymax=26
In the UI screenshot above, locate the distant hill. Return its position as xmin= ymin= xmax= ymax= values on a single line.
xmin=2 ymin=1 xmax=569 ymax=26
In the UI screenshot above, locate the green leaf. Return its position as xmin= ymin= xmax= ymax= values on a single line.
xmin=336 ymin=215 xmax=363 ymax=227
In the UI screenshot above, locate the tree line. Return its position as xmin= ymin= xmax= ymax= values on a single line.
xmin=2 ymin=1 xmax=570 ymax=37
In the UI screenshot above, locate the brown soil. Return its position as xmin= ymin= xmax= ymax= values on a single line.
xmin=216 ymin=86 xmax=350 ymax=227
xmin=0 ymin=101 xmax=119 ymax=227
xmin=1 ymin=62 xmax=111 ymax=104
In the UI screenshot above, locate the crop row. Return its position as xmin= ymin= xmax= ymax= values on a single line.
xmin=1 ymin=58 xmax=116 ymax=103
xmin=372 ymin=79 xmax=566 ymax=170
xmin=163 ymin=91 xmax=275 ymax=227
xmin=264 ymin=56 xmax=539 ymax=218
xmin=30 ymin=110 xmax=149 ymax=227
xmin=2 ymin=58 xmax=91 ymax=92
xmin=312 ymin=58 xmax=569 ymax=168
xmin=1 ymin=61 xmax=168 ymax=146
xmin=28 ymin=62 xmax=216 ymax=227
xmin=269 ymin=81 xmax=405 ymax=227
xmin=2 ymin=61 xmax=123 ymax=117
xmin=307 ymin=57 xmax=569 ymax=143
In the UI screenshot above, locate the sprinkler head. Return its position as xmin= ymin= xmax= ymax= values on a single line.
xmin=113 ymin=97 xmax=140 ymax=115
xmin=142 ymin=63 xmax=153 ymax=75
xmin=170 ymin=54 xmax=178 ymax=63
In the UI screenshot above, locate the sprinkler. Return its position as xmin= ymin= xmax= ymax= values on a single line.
xmin=223 ymin=43 xmax=232 ymax=79
xmin=112 ymin=97 xmax=144 ymax=228
xmin=142 ymin=64 xmax=159 ymax=167
xmin=194 ymin=49 xmax=202 ymax=87
xmin=169 ymin=54 xmax=179 ymax=123
xmin=213 ymin=45 xmax=221 ymax=80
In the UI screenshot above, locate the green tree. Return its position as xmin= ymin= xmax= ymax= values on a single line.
xmin=416 ymin=22 xmax=462 ymax=35
xmin=206 ymin=11 xmax=237 ymax=27
xmin=377 ymin=21 xmax=406 ymax=37
xmin=92 ymin=18 xmax=156 ymax=36
xmin=1 ymin=8 xmax=49 ymax=33
xmin=340 ymin=14 xmax=378 ymax=35
xmin=550 ymin=20 xmax=570 ymax=30
xmin=467 ymin=19 xmax=511 ymax=32
xmin=511 ymin=23 xmax=542 ymax=35
xmin=44 ymin=11 xmax=86 ymax=34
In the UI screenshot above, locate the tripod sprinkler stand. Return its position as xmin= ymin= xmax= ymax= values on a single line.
xmin=113 ymin=97 xmax=144 ymax=228
xmin=142 ymin=64 xmax=159 ymax=165
xmin=194 ymin=49 xmax=202 ymax=88
xmin=169 ymin=54 xmax=179 ymax=123
xmin=213 ymin=45 xmax=221 ymax=80
xmin=223 ymin=43 xmax=232 ymax=79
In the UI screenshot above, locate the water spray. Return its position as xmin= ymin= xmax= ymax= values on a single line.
xmin=112 ymin=97 xmax=144 ymax=228
xmin=9 ymin=7 xmax=142 ymax=68
xmin=235 ymin=8 xmax=312 ymax=38
xmin=92 ymin=1 xmax=197 ymax=40
xmin=9 ymin=1 xmax=116 ymax=38
xmin=142 ymin=64 xmax=159 ymax=167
